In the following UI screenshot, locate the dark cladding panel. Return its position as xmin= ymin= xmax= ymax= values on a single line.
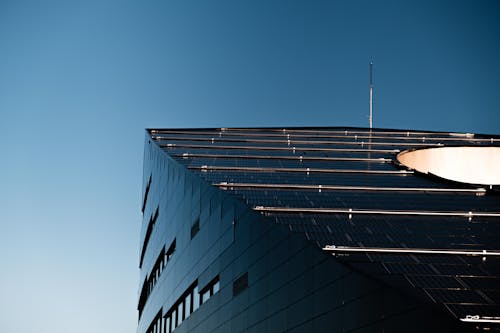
xmin=138 ymin=127 xmax=500 ymax=333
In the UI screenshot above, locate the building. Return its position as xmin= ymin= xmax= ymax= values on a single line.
xmin=138 ymin=127 xmax=500 ymax=333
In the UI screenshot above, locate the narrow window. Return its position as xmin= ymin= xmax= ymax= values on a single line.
xmin=213 ymin=280 xmax=220 ymax=294
xmin=171 ymin=309 xmax=176 ymax=330
xmin=177 ymin=302 xmax=183 ymax=325
xmin=165 ymin=316 xmax=170 ymax=333
xmin=201 ymin=288 xmax=210 ymax=304
xmin=147 ymin=310 xmax=162 ymax=333
xmin=139 ymin=207 xmax=160 ymax=268
xmin=185 ymin=293 xmax=191 ymax=317
xmin=193 ymin=286 xmax=200 ymax=311
xmin=142 ymin=175 xmax=152 ymax=213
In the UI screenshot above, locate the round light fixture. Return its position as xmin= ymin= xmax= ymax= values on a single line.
xmin=397 ymin=146 xmax=500 ymax=186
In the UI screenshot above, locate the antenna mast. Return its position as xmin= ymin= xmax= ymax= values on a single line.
xmin=369 ymin=62 xmax=373 ymax=130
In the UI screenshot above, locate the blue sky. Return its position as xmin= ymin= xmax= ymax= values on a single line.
xmin=0 ymin=1 xmax=499 ymax=332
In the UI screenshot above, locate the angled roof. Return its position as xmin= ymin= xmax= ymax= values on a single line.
xmin=148 ymin=126 xmax=500 ymax=327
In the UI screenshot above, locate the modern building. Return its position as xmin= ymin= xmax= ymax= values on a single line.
xmin=138 ymin=127 xmax=500 ymax=333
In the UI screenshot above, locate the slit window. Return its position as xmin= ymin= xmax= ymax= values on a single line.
xmin=177 ymin=303 xmax=183 ymax=325
xmin=140 ymin=207 xmax=159 ymax=268
xmin=185 ymin=293 xmax=191 ymax=317
xmin=161 ymin=276 xmax=220 ymax=332
xmin=137 ymin=238 xmax=176 ymax=319
xmin=171 ymin=309 xmax=176 ymax=330
xmin=145 ymin=310 xmax=162 ymax=333
xmin=164 ymin=317 xmax=170 ymax=333
xmin=193 ymin=286 xmax=199 ymax=312
xmin=163 ymin=280 xmax=199 ymax=332
xmin=142 ymin=175 xmax=152 ymax=213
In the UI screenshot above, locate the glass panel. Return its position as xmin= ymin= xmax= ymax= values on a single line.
xmin=213 ymin=280 xmax=220 ymax=294
xmin=171 ymin=310 xmax=176 ymax=330
xmin=167 ymin=317 xmax=171 ymax=333
xmin=193 ymin=286 xmax=199 ymax=311
xmin=202 ymin=289 xmax=210 ymax=304
xmin=185 ymin=293 xmax=191 ymax=317
xmin=177 ymin=302 xmax=183 ymax=325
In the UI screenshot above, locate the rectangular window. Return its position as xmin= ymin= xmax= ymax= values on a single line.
xmin=165 ymin=316 xmax=170 ymax=333
xmin=147 ymin=310 xmax=162 ymax=333
xmin=233 ymin=272 xmax=248 ymax=296
xmin=177 ymin=302 xmax=183 ymax=325
xmin=160 ymin=280 xmax=200 ymax=332
xmin=185 ymin=293 xmax=191 ymax=317
xmin=201 ymin=288 xmax=210 ymax=304
xmin=171 ymin=309 xmax=176 ymax=330
xmin=213 ymin=280 xmax=220 ymax=294
xmin=193 ymin=286 xmax=200 ymax=311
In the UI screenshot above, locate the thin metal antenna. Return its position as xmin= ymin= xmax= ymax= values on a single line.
xmin=369 ymin=62 xmax=373 ymax=130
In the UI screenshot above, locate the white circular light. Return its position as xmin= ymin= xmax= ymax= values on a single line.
xmin=397 ymin=146 xmax=500 ymax=186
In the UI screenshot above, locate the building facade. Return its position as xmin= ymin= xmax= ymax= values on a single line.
xmin=138 ymin=127 xmax=500 ymax=333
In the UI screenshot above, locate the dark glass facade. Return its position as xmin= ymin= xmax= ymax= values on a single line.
xmin=138 ymin=127 xmax=500 ymax=333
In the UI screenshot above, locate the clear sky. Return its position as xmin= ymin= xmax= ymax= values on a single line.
xmin=0 ymin=1 xmax=499 ymax=332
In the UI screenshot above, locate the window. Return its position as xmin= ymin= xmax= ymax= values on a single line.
xmin=199 ymin=276 xmax=220 ymax=305
xmin=164 ymin=317 xmax=170 ymax=333
xmin=138 ymin=238 xmax=176 ymax=319
xmin=184 ymin=293 xmax=191 ymax=317
xmin=213 ymin=280 xmax=220 ymax=294
xmin=142 ymin=175 xmax=152 ymax=213
xmin=171 ymin=309 xmax=176 ymax=330
xmin=193 ymin=286 xmax=199 ymax=312
xmin=146 ymin=310 xmax=162 ymax=333
xmin=140 ymin=207 xmax=160 ymax=268
xmin=233 ymin=272 xmax=248 ymax=296
xmin=161 ymin=278 xmax=219 ymax=332
xmin=163 ymin=280 xmax=198 ymax=332
xmin=201 ymin=288 xmax=210 ymax=304
xmin=177 ymin=302 xmax=183 ymax=325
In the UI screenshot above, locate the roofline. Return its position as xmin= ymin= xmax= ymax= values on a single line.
xmin=145 ymin=126 xmax=500 ymax=138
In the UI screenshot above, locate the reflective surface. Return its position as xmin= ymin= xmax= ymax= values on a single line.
xmin=397 ymin=146 xmax=500 ymax=185
xmin=139 ymin=127 xmax=500 ymax=333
